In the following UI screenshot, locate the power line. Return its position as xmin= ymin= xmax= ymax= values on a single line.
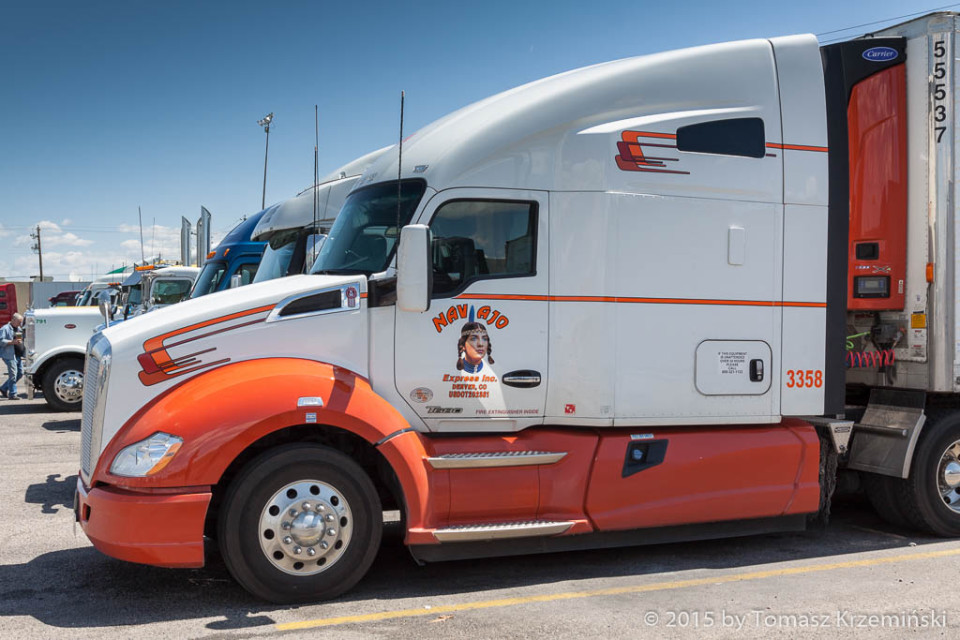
xmin=816 ymin=3 xmax=960 ymax=37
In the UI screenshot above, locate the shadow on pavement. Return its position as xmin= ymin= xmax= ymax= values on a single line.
xmin=0 ymin=400 xmax=65 ymax=416
xmin=0 ymin=501 xmax=945 ymax=630
xmin=25 ymin=473 xmax=77 ymax=514
xmin=42 ymin=418 xmax=81 ymax=432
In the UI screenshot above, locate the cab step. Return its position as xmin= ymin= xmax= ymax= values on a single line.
xmin=433 ymin=520 xmax=575 ymax=542
xmin=426 ymin=451 xmax=566 ymax=469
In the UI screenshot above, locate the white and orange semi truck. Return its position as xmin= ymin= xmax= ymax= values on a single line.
xmin=76 ymin=12 xmax=960 ymax=602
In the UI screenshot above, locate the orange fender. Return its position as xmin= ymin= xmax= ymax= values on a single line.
xmin=94 ymin=357 xmax=441 ymax=538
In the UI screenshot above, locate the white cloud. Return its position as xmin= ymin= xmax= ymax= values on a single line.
xmin=118 ymin=223 xmax=192 ymax=262
xmin=0 ymin=224 xmax=11 ymax=238
xmin=42 ymin=232 xmax=94 ymax=248
xmin=61 ymin=218 xmax=73 ymax=226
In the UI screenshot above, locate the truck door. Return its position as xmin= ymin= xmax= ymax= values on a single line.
xmin=394 ymin=188 xmax=549 ymax=431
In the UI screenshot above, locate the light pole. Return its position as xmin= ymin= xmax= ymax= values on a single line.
xmin=258 ymin=112 xmax=274 ymax=209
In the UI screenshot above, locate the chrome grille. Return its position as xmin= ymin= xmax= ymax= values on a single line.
xmin=80 ymin=354 xmax=100 ymax=479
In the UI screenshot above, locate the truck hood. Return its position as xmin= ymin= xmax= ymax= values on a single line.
xmin=96 ymin=274 xmax=369 ymax=462
xmin=101 ymin=274 xmax=358 ymax=347
xmin=29 ymin=306 xmax=103 ymax=320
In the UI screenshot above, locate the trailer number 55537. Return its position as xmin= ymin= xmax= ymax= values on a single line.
xmin=934 ymin=39 xmax=948 ymax=144
xmin=785 ymin=369 xmax=822 ymax=388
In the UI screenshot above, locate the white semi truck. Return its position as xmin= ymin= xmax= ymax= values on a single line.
xmin=75 ymin=13 xmax=960 ymax=603
xmin=26 ymin=267 xmax=198 ymax=411
xmin=251 ymin=147 xmax=389 ymax=282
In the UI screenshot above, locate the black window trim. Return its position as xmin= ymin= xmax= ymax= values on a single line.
xmin=426 ymin=197 xmax=539 ymax=301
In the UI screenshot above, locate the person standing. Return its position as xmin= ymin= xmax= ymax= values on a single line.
xmin=1 ymin=313 xmax=24 ymax=400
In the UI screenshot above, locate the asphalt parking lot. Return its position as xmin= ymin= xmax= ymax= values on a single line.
xmin=2 ymin=397 xmax=959 ymax=639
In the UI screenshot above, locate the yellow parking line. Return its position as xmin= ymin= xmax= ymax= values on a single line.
xmin=276 ymin=546 xmax=960 ymax=631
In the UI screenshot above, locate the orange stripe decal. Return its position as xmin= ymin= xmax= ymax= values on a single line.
xmin=766 ymin=143 xmax=829 ymax=153
xmin=626 ymin=131 xmax=678 ymax=141
xmin=138 ymin=304 xmax=275 ymax=386
xmin=455 ymin=293 xmax=825 ymax=308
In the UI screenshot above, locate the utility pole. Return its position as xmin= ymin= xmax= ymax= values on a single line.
xmin=258 ymin=112 xmax=274 ymax=209
xmin=30 ymin=225 xmax=43 ymax=281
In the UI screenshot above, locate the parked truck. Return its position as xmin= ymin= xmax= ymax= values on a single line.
xmin=188 ymin=212 xmax=267 ymax=299
xmin=27 ymin=267 xmax=197 ymax=411
xmin=0 ymin=283 xmax=19 ymax=326
xmin=76 ymin=13 xmax=958 ymax=603
xmin=251 ymin=147 xmax=389 ymax=282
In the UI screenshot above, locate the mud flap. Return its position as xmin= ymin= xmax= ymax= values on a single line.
xmin=847 ymin=388 xmax=925 ymax=479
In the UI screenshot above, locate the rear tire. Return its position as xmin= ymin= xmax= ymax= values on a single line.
xmin=41 ymin=357 xmax=84 ymax=412
xmin=218 ymin=444 xmax=382 ymax=603
xmin=861 ymin=472 xmax=918 ymax=530
xmin=895 ymin=413 xmax=960 ymax=537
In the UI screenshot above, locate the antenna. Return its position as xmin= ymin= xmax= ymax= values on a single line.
xmin=313 ymin=104 xmax=319 ymax=264
xmin=397 ymin=90 xmax=405 ymax=236
xmin=138 ymin=206 xmax=146 ymax=265
xmin=151 ymin=217 xmax=156 ymax=263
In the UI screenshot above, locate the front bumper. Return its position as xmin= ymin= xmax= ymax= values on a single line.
xmin=75 ymin=477 xmax=211 ymax=568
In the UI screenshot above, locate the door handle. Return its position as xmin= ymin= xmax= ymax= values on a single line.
xmin=502 ymin=370 xmax=541 ymax=388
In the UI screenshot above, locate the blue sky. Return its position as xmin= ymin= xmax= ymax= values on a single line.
xmin=0 ymin=0 xmax=949 ymax=280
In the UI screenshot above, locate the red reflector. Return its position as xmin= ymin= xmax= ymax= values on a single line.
xmin=927 ymin=263 xmax=934 ymax=283
xmin=64 ymin=324 xmax=77 ymax=329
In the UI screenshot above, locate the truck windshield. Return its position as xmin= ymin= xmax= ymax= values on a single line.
xmin=77 ymin=290 xmax=93 ymax=306
xmin=190 ymin=261 xmax=227 ymax=298
xmin=253 ymin=230 xmax=299 ymax=283
xmin=149 ymin=279 xmax=193 ymax=306
xmin=311 ymin=180 xmax=426 ymax=276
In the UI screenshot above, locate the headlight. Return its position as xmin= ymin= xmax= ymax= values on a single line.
xmin=110 ymin=432 xmax=183 ymax=477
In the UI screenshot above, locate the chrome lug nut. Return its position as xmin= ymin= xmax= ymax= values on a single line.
xmin=316 ymin=504 xmax=327 ymax=512
xmin=301 ymin=502 xmax=313 ymax=511
xmin=325 ymin=514 xmax=335 ymax=522
xmin=293 ymin=546 xmax=302 ymax=555
xmin=326 ymin=527 xmax=337 ymax=537
xmin=289 ymin=509 xmax=298 ymax=517
xmin=307 ymin=547 xmax=317 ymax=557
xmin=320 ymin=541 xmax=329 ymax=550
xmin=282 ymin=536 xmax=293 ymax=545
xmin=281 ymin=521 xmax=292 ymax=530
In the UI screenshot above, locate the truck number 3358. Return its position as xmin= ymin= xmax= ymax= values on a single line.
xmin=785 ymin=369 xmax=823 ymax=389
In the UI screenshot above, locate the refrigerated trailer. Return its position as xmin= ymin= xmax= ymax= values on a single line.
xmin=75 ymin=12 xmax=960 ymax=603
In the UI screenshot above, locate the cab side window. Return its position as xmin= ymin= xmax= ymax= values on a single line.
xmin=238 ymin=263 xmax=259 ymax=286
xmin=429 ymin=200 xmax=537 ymax=296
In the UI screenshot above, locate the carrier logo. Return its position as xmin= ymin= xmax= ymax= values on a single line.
xmin=862 ymin=47 xmax=898 ymax=62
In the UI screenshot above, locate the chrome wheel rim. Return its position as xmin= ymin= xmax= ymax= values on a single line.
xmin=258 ymin=479 xmax=352 ymax=575
xmin=937 ymin=440 xmax=960 ymax=514
xmin=54 ymin=369 xmax=83 ymax=404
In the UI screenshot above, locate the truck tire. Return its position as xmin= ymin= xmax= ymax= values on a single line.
xmin=218 ymin=443 xmax=383 ymax=603
xmin=861 ymin=472 xmax=919 ymax=530
xmin=894 ymin=413 xmax=960 ymax=537
xmin=42 ymin=357 xmax=85 ymax=412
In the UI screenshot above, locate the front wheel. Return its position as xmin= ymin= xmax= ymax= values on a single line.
xmin=41 ymin=357 xmax=84 ymax=412
xmin=218 ymin=444 xmax=383 ymax=603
